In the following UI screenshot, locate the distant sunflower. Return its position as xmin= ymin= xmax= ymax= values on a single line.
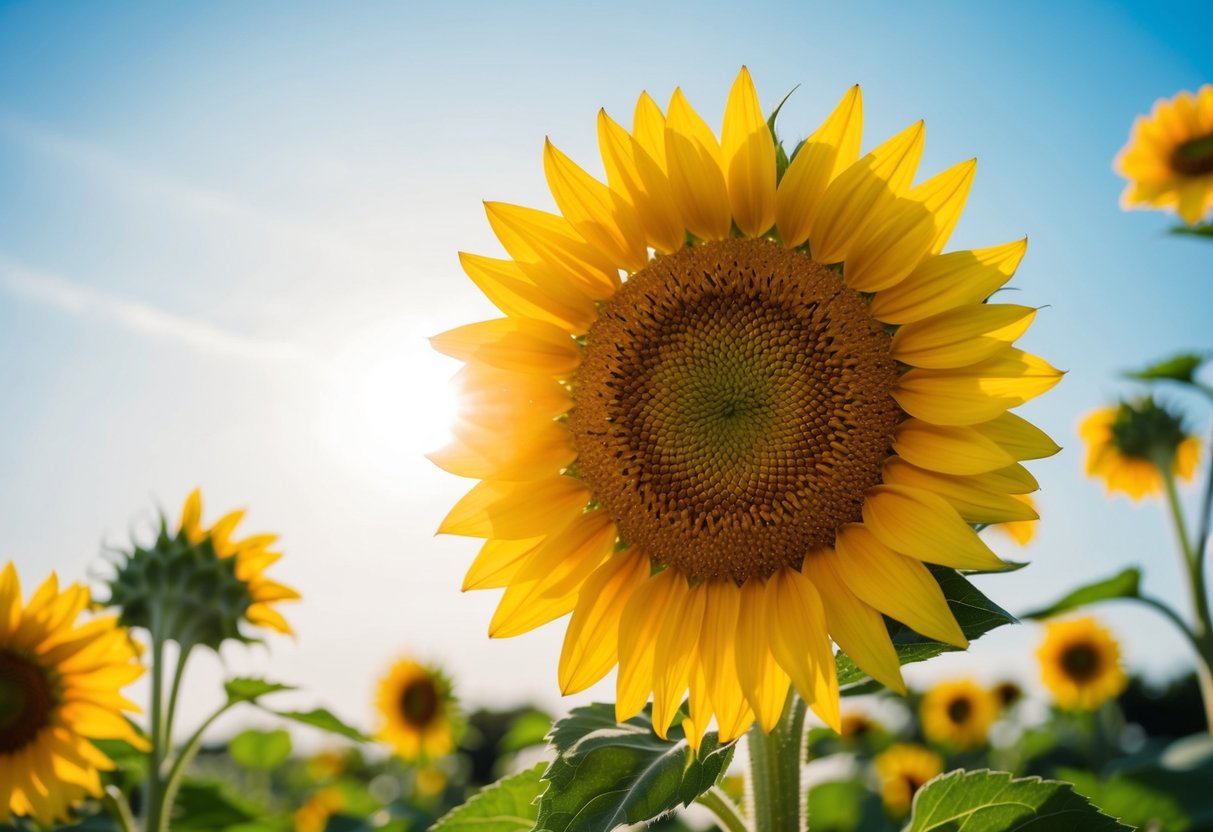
xmin=1080 ymin=403 xmax=1200 ymax=501
xmin=295 ymin=786 xmax=345 ymax=832
xmin=1037 ymin=617 xmax=1127 ymax=711
xmin=375 ymin=659 xmax=456 ymax=762
xmin=992 ymin=680 xmax=1025 ymax=710
xmin=1116 ymin=85 xmax=1213 ymax=224
xmin=433 ymin=67 xmax=1060 ymax=745
xmin=178 ymin=489 xmax=300 ymax=635
xmin=839 ymin=711 xmax=881 ymax=742
xmin=0 ymin=563 xmax=146 ymax=826
xmin=874 ymin=743 xmax=943 ymax=816
xmin=919 ymin=678 xmax=997 ymax=750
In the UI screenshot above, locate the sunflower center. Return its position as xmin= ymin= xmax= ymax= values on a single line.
xmin=1171 ymin=133 xmax=1213 ymax=177
xmin=399 ymin=677 xmax=440 ymax=728
xmin=1060 ymin=643 xmax=1102 ymax=683
xmin=0 ymin=650 xmax=55 ymax=753
xmin=571 ymin=238 xmax=899 ymax=582
xmin=946 ymin=697 xmax=972 ymax=725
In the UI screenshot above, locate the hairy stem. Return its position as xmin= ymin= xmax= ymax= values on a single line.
xmin=747 ymin=692 xmax=808 ymax=832
xmin=696 ymin=786 xmax=749 ymax=832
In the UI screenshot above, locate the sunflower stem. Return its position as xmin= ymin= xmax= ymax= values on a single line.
xmin=747 ymin=691 xmax=807 ymax=832
xmin=102 ymin=785 xmax=137 ymax=832
xmin=144 ymin=617 xmax=167 ymax=832
xmin=695 ymin=786 xmax=749 ymax=832
xmin=160 ymin=700 xmax=236 ymax=827
xmin=1162 ymin=471 xmax=1213 ymax=734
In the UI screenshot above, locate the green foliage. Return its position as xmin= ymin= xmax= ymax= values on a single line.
xmin=225 ymin=677 xmax=296 ymax=704
xmin=534 ymin=704 xmax=734 ymax=832
xmin=1124 ymin=352 xmax=1209 ymax=385
xmin=222 ymin=677 xmax=368 ymax=741
xmin=229 ymin=729 xmax=293 ymax=770
xmin=430 ymin=763 xmax=546 ymax=832
xmin=808 ymin=780 xmax=887 ymax=832
xmin=1020 ymin=568 xmax=1141 ymax=620
xmin=906 ymin=770 xmax=1131 ymax=831
xmin=1170 ymin=221 xmax=1213 ymax=239
xmin=498 ymin=709 xmax=553 ymax=754
xmin=170 ymin=781 xmax=261 ymax=830
xmin=837 ymin=567 xmax=1017 ymax=692
xmin=273 ymin=708 xmax=369 ymax=742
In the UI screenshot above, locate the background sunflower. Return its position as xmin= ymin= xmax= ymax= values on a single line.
xmin=1037 ymin=616 xmax=1128 ymax=711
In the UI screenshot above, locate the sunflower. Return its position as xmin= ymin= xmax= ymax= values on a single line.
xmin=432 ymin=67 xmax=1060 ymax=745
xmin=1037 ymin=617 xmax=1127 ymax=711
xmin=874 ymin=743 xmax=943 ymax=817
xmin=991 ymin=679 xmax=1024 ymax=710
xmin=1080 ymin=402 xmax=1200 ymax=501
xmin=0 ymin=562 xmax=146 ymax=826
xmin=375 ymin=659 xmax=457 ymax=762
xmin=1115 ymin=85 xmax=1213 ymax=225
xmin=839 ymin=711 xmax=881 ymax=741
xmin=295 ymin=786 xmax=345 ymax=832
xmin=919 ymin=678 xmax=997 ymax=750
xmin=178 ymin=489 xmax=299 ymax=636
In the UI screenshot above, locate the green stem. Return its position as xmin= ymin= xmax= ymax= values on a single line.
xmin=164 ymin=641 xmax=194 ymax=756
xmin=1162 ymin=471 xmax=1213 ymax=734
xmin=747 ymin=691 xmax=807 ymax=832
xmin=696 ymin=786 xmax=749 ymax=832
xmin=102 ymin=785 xmax=136 ymax=832
xmin=160 ymin=701 xmax=235 ymax=824
xmin=144 ymin=620 xmax=167 ymax=832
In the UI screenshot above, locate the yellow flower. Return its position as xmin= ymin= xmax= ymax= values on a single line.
xmin=919 ymin=678 xmax=997 ymax=750
xmin=991 ymin=679 xmax=1025 ymax=710
xmin=178 ymin=489 xmax=300 ymax=635
xmin=1080 ymin=404 xmax=1200 ymax=501
xmin=839 ymin=711 xmax=881 ymax=741
xmin=433 ymin=67 xmax=1060 ymax=747
xmin=1116 ymin=85 xmax=1213 ymax=224
xmin=295 ymin=786 xmax=345 ymax=832
xmin=375 ymin=659 xmax=456 ymax=762
xmin=874 ymin=743 xmax=943 ymax=817
xmin=1037 ymin=617 xmax=1127 ymax=711
xmin=0 ymin=563 xmax=146 ymax=826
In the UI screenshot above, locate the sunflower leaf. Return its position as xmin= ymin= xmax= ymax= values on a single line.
xmin=1019 ymin=568 xmax=1141 ymax=620
xmin=534 ymin=703 xmax=734 ymax=832
xmin=906 ymin=769 xmax=1132 ymax=831
xmin=837 ymin=567 xmax=1016 ymax=691
xmin=431 ymin=763 xmax=546 ymax=832
xmin=223 ymin=676 xmax=295 ymax=704
xmin=1123 ymin=352 xmax=1209 ymax=385
xmin=263 ymin=707 xmax=369 ymax=742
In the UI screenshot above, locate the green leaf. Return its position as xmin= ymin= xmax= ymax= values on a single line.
xmin=269 ymin=707 xmax=369 ymax=742
xmin=170 ymin=781 xmax=259 ymax=830
xmin=907 ymin=770 xmax=1131 ymax=831
xmin=499 ymin=709 xmax=553 ymax=753
xmin=1124 ymin=352 xmax=1209 ymax=384
xmin=224 ymin=676 xmax=295 ymax=704
xmin=1170 ymin=221 xmax=1213 ymax=238
xmin=229 ymin=728 xmax=292 ymax=770
xmin=1020 ymin=568 xmax=1141 ymax=620
xmin=837 ymin=567 xmax=1017 ymax=691
xmin=534 ymin=704 xmax=735 ymax=832
xmin=431 ymin=763 xmax=546 ymax=832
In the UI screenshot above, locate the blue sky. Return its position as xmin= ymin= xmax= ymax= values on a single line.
xmin=1 ymin=0 xmax=1211 ymax=740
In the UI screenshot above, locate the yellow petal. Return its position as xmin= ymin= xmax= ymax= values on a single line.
xmin=598 ymin=110 xmax=685 ymax=254
xmin=894 ymin=349 xmax=1064 ymax=426
xmin=438 ymin=477 xmax=589 ymax=538
xmin=869 ymin=239 xmax=1026 ymax=324
xmin=247 ymin=603 xmax=292 ymax=635
xmin=776 ymin=85 xmax=862 ymax=248
xmin=910 ymin=158 xmax=977 ymax=254
xmin=616 ymin=568 xmax=680 ymax=721
xmin=665 ymin=88 xmax=731 ymax=241
xmin=684 ymin=660 xmax=712 ymax=753
xmin=462 ymin=537 xmax=542 ymax=591
xmin=764 ymin=567 xmax=839 ymax=732
xmin=972 ymin=412 xmax=1062 ymax=461
xmin=450 ymin=364 xmax=571 ymax=428
xmin=809 ymin=121 xmax=924 ymax=264
xmin=179 ymin=489 xmax=203 ymax=538
xmin=803 ymin=553 xmax=906 ymax=694
xmin=863 ymin=485 xmax=1006 ymax=571
xmin=722 ymin=66 xmax=776 ymax=236
xmin=893 ymin=419 xmax=1017 ymax=475
xmin=700 ymin=581 xmax=754 ymax=742
xmin=735 ymin=579 xmax=791 ymax=733
xmin=881 ymin=459 xmax=1040 ymax=525
xmin=633 ymin=92 xmax=669 ymax=171
xmin=0 ymin=563 xmax=23 ymax=638
xmin=833 ymin=525 xmax=967 ymax=648
xmin=892 ymin=304 xmax=1036 ymax=370
xmin=652 ymin=580 xmax=706 ymax=738
xmin=485 ymin=202 xmax=620 ymax=300
xmin=544 ymin=138 xmax=648 ymax=272
xmin=512 ymin=510 xmax=618 ymax=596
xmin=429 ymin=420 xmax=574 ymax=482
xmin=488 ymin=581 xmax=577 ymax=639
xmin=431 ymin=318 xmax=581 ymax=376
xmin=559 ymin=549 xmax=650 ymax=693
xmin=842 ymin=194 xmax=937 ymax=292
xmin=458 ymin=252 xmax=596 ymax=334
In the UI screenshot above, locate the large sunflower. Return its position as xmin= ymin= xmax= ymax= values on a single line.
xmin=1080 ymin=403 xmax=1200 ymax=501
xmin=1037 ymin=617 xmax=1127 ymax=711
xmin=919 ymin=678 xmax=997 ymax=750
xmin=1115 ymin=85 xmax=1213 ymax=225
xmin=433 ymin=68 xmax=1060 ymax=745
xmin=0 ymin=563 xmax=146 ymax=826
xmin=375 ymin=659 xmax=457 ymax=762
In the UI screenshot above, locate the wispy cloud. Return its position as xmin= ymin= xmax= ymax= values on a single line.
xmin=0 ymin=257 xmax=308 ymax=361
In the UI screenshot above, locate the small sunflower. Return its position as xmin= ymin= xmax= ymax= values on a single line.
xmin=434 ymin=67 xmax=1060 ymax=746
xmin=1116 ymin=85 xmax=1213 ymax=225
xmin=375 ymin=659 xmax=457 ymax=762
xmin=874 ymin=743 xmax=943 ymax=817
xmin=839 ymin=711 xmax=881 ymax=742
xmin=1037 ymin=617 xmax=1127 ymax=711
xmin=992 ymin=680 xmax=1025 ymax=710
xmin=919 ymin=678 xmax=997 ymax=750
xmin=295 ymin=786 xmax=345 ymax=832
xmin=1080 ymin=402 xmax=1200 ymax=501
xmin=0 ymin=563 xmax=146 ymax=826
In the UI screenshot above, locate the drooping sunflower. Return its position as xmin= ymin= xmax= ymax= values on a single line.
xmin=1037 ymin=617 xmax=1127 ymax=711
xmin=1115 ymin=85 xmax=1213 ymax=225
xmin=375 ymin=659 xmax=457 ymax=762
xmin=0 ymin=562 xmax=147 ymax=826
xmin=433 ymin=67 xmax=1061 ymax=745
xmin=1080 ymin=402 xmax=1200 ymax=501
xmin=919 ymin=678 xmax=997 ymax=750
xmin=874 ymin=743 xmax=943 ymax=817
